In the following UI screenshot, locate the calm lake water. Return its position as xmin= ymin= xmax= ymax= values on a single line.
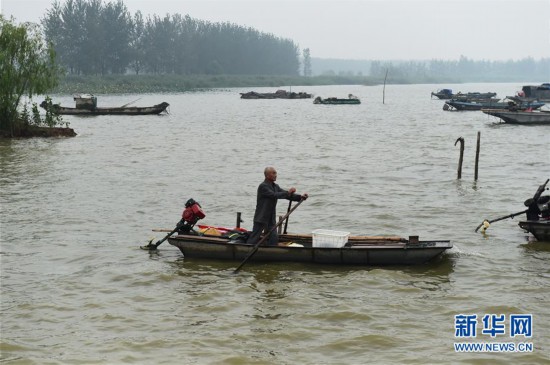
xmin=1 ymin=83 xmax=549 ymax=364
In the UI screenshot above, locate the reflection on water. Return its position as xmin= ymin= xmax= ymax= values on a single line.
xmin=1 ymin=83 xmax=550 ymax=364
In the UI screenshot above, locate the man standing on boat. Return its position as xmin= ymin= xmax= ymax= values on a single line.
xmin=247 ymin=167 xmax=308 ymax=246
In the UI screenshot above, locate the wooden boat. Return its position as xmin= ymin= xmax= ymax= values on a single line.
xmin=518 ymin=221 xmax=550 ymax=241
xmin=444 ymin=99 xmax=545 ymax=111
xmin=167 ymin=231 xmax=452 ymax=266
xmin=147 ymin=199 xmax=450 ymax=266
xmin=518 ymin=181 xmax=549 ymax=241
xmin=450 ymin=92 xmax=498 ymax=101
xmin=313 ymin=95 xmax=361 ymax=105
xmin=505 ymin=95 xmax=543 ymax=104
xmin=240 ymin=90 xmax=312 ymax=99
xmin=431 ymin=89 xmax=454 ymax=99
xmin=518 ymin=83 xmax=550 ymax=102
xmin=476 ymin=179 xmax=550 ymax=240
xmin=41 ymin=94 xmax=169 ymax=115
xmin=431 ymin=89 xmax=497 ymax=100
xmin=481 ymin=109 xmax=550 ymax=124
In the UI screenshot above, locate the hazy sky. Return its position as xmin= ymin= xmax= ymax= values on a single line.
xmin=2 ymin=0 xmax=550 ymax=61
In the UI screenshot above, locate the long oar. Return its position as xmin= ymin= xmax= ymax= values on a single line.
xmin=234 ymin=198 xmax=305 ymax=273
xmin=283 ymin=200 xmax=292 ymax=234
xmin=140 ymin=219 xmax=183 ymax=250
xmin=475 ymin=178 xmax=549 ymax=233
xmin=474 ymin=210 xmax=528 ymax=233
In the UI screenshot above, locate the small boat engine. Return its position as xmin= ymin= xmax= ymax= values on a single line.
xmin=178 ymin=198 xmax=206 ymax=233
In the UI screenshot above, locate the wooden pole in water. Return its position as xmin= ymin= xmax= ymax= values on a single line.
xmin=383 ymin=69 xmax=388 ymax=104
xmin=475 ymin=131 xmax=480 ymax=181
xmin=457 ymin=138 xmax=464 ymax=179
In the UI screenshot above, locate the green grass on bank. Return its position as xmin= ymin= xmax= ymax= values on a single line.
xmin=53 ymin=74 xmax=390 ymax=94
xmin=52 ymin=73 xmax=537 ymax=95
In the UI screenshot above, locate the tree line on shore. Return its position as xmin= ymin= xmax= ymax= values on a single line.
xmin=38 ymin=0 xmax=550 ymax=83
xmin=313 ymin=57 xmax=550 ymax=83
xmin=369 ymin=56 xmax=550 ymax=83
xmin=42 ymin=0 xmax=300 ymax=76
xmin=3 ymin=0 xmax=549 ymax=138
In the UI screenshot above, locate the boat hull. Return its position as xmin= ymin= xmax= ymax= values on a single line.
xmin=240 ymin=91 xmax=312 ymax=99
xmin=518 ymin=221 xmax=550 ymax=241
xmin=481 ymin=109 xmax=550 ymax=124
xmin=42 ymin=102 xmax=169 ymax=115
xmin=314 ymin=99 xmax=361 ymax=105
xmin=431 ymin=91 xmax=497 ymax=100
xmin=167 ymin=235 xmax=452 ymax=266
xmin=445 ymin=100 xmax=544 ymax=111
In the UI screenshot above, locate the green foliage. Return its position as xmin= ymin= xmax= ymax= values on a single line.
xmin=17 ymin=96 xmax=67 ymax=129
xmin=42 ymin=0 xmax=300 ymax=77
xmin=0 ymin=15 xmax=64 ymax=136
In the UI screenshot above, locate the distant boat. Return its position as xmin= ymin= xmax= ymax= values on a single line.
xmin=313 ymin=95 xmax=361 ymax=105
xmin=41 ymin=94 xmax=169 ymax=116
xmin=481 ymin=109 xmax=550 ymax=124
xmin=516 ymin=83 xmax=550 ymax=102
xmin=431 ymin=89 xmax=497 ymax=100
xmin=505 ymin=95 xmax=541 ymax=104
xmin=444 ymin=99 xmax=545 ymax=111
xmin=240 ymin=89 xmax=312 ymax=99
xmin=431 ymin=89 xmax=454 ymax=99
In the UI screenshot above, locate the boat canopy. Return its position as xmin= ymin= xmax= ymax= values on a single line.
xmin=73 ymin=93 xmax=97 ymax=109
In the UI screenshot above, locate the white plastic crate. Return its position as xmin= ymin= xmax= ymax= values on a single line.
xmin=312 ymin=229 xmax=350 ymax=248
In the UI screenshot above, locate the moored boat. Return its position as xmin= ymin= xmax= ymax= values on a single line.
xmin=41 ymin=94 xmax=169 ymax=115
xmin=481 ymin=109 xmax=550 ymax=124
xmin=431 ymin=89 xmax=453 ymax=99
xmin=313 ymin=95 xmax=361 ymax=105
xmin=444 ymin=99 xmax=545 ymax=111
xmin=518 ymin=83 xmax=550 ymax=102
xmin=240 ymin=90 xmax=312 ymax=99
xmin=431 ymin=89 xmax=497 ymax=100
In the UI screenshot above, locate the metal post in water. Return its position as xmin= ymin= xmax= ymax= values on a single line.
xmin=454 ymin=137 xmax=464 ymax=179
xmin=236 ymin=212 xmax=242 ymax=228
xmin=475 ymin=131 xmax=480 ymax=181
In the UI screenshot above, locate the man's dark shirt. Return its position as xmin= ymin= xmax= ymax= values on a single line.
xmin=253 ymin=180 xmax=301 ymax=225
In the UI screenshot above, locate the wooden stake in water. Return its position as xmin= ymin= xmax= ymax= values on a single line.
xmin=383 ymin=69 xmax=388 ymax=104
xmin=475 ymin=131 xmax=480 ymax=181
xmin=454 ymin=137 xmax=464 ymax=179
